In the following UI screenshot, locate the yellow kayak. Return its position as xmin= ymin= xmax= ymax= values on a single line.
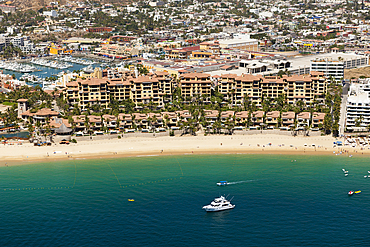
xmin=128 ymin=199 xmax=135 ymax=201
xmin=355 ymin=191 xmax=361 ymax=194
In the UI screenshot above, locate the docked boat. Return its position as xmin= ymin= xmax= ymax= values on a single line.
xmin=202 ymin=196 xmax=235 ymax=212
xmin=217 ymin=181 xmax=229 ymax=186
xmin=348 ymin=191 xmax=354 ymax=196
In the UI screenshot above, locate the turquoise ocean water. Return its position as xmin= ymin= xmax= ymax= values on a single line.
xmin=0 ymin=154 xmax=370 ymax=246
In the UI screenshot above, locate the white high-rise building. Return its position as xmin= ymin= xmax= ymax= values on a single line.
xmin=346 ymin=80 xmax=370 ymax=131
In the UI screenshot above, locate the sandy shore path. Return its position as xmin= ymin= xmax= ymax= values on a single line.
xmin=0 ymin=134 xmax=363 ymax=164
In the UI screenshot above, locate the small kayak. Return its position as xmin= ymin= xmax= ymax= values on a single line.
xmin=348 ymin=191 xmax=354 ymax=196
xmin=128 ymin=199 xmax=135 ymax=201
xmin=355 ymin=191 xmax=361 ymax=194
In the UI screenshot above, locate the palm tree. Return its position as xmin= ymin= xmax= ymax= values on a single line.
xmin=164 ymin=114 xmax=169 ymax=129
xmin=84 ymin=117 xmax=90 ymax=134
xmin=213 ymin=120 xmax=222 ymax=134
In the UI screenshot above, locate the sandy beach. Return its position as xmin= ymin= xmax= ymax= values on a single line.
xmin=0 ymin=134 xmax=366 ymax=165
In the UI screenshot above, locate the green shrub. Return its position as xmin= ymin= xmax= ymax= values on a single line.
xmin=71 ymin=139 xmax=77 ymax=143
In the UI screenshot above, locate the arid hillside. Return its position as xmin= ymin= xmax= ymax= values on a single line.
xmin=11 ymin=0 xmax=65 ymax=10
xmin=344 ymin=66 xmax=370 ymax=79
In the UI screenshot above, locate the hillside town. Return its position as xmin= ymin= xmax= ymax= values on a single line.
xmin=0 ymin=0 xmax=370 ymax=144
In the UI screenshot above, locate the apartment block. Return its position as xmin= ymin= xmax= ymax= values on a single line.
xmin=118 ymin=113 xmax=133 ymax=129
xmin=107 ymin=78 xmax=132 ymax=102
xmin=180 ymin=73 xmax=212 ymax=102
xmin=235 ymin=111 xmax=249 ymax=126
xmin=155 ymin=71 xmax=172 ymax=103
xmin=204 ymin=110 xmax=219 ymax=124
xmin=281 ymin=112 xmax=296 ymax=129
xmin=64 ymin=72 xmax=176 ymax=109
xmin=222 ymin=72 xmax=327 ymax=106
xmin=296 ymin=112 xmax=310 ymax=129
xmin=284 ymin=72 xmax=327 ymax=104
xmin=131 ymin=76 xmax=161 ymax=106
xmin=346 ymin=81 xmax=370 ymax=131
xmin=220 ymin=111 xmax=235 ymax=123
xmin=161 ymin=111 xmax=178 ymax=127
xmin=265 ymin=111 xmax=280 ymax=128
xmin=251 ymin=110 xmax=264 ymax=128
xmin=65 ymin=78 xmax=109 ymax=109
xmin=312 ymin=112 xmax=326 ymax=129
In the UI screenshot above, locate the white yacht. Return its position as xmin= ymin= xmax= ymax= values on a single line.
xmin=202 ymin=196 xmax=235 ymax=212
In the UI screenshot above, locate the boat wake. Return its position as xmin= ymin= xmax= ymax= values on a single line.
xmin=227 ymin=180 xmax=258 ymax=185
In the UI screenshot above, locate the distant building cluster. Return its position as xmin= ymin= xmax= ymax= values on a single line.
xmin=0 ymin=34 xmax=45 ymax=54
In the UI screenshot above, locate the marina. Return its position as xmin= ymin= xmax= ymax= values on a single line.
xmin=30 ymin=58 xmax=73 ymax=70
xmin=0 ymin=61 xmax=37 ymax=73
xmin=0 ymin=56 xmax=104 ymax=87
xmin=58 ymin=56 xmax=96 ymax=65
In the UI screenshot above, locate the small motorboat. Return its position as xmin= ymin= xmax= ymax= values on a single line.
xmin=355 ymin=191 xmax=361 ymax=194
xmin=217 ymin=181 xmax=229 ymax=186
xmin=344 ymin=171 xmax=348 ymax=174
xmin=342 ymin=169 xmax=346 ymax=172
xmin=348 ymin=191 xmax=354 ymax=196
xmin=345 ymin=174 xmax=348 ymax=176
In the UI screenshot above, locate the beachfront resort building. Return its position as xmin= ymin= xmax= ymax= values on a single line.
xmin=345 ymin=80 xmax=370 ymax=131
xmin=63 ymin=71 xmax=175 ymax=109
xmin=218 ymin=72 xmax=328 ymax=106
xmin=296 ymin=112 xmax=311 ymax=129
xmin=20 ymin=108 xmax=59 ymax=124
xmin=63 ymin=71 xmax=328 ymax=110
xmin=265 ymin=111 xmax=280 ymax=128
xmin=179 ymin=73 xmax=212 ymax=103
xmin=65 ymin=78 xmax=110 ymax=110
xmin=312 ymin=112 xmax=326 ymax=129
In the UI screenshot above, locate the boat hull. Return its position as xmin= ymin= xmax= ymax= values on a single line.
xmin=203 ymin=205 xmax=235 ymax=212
